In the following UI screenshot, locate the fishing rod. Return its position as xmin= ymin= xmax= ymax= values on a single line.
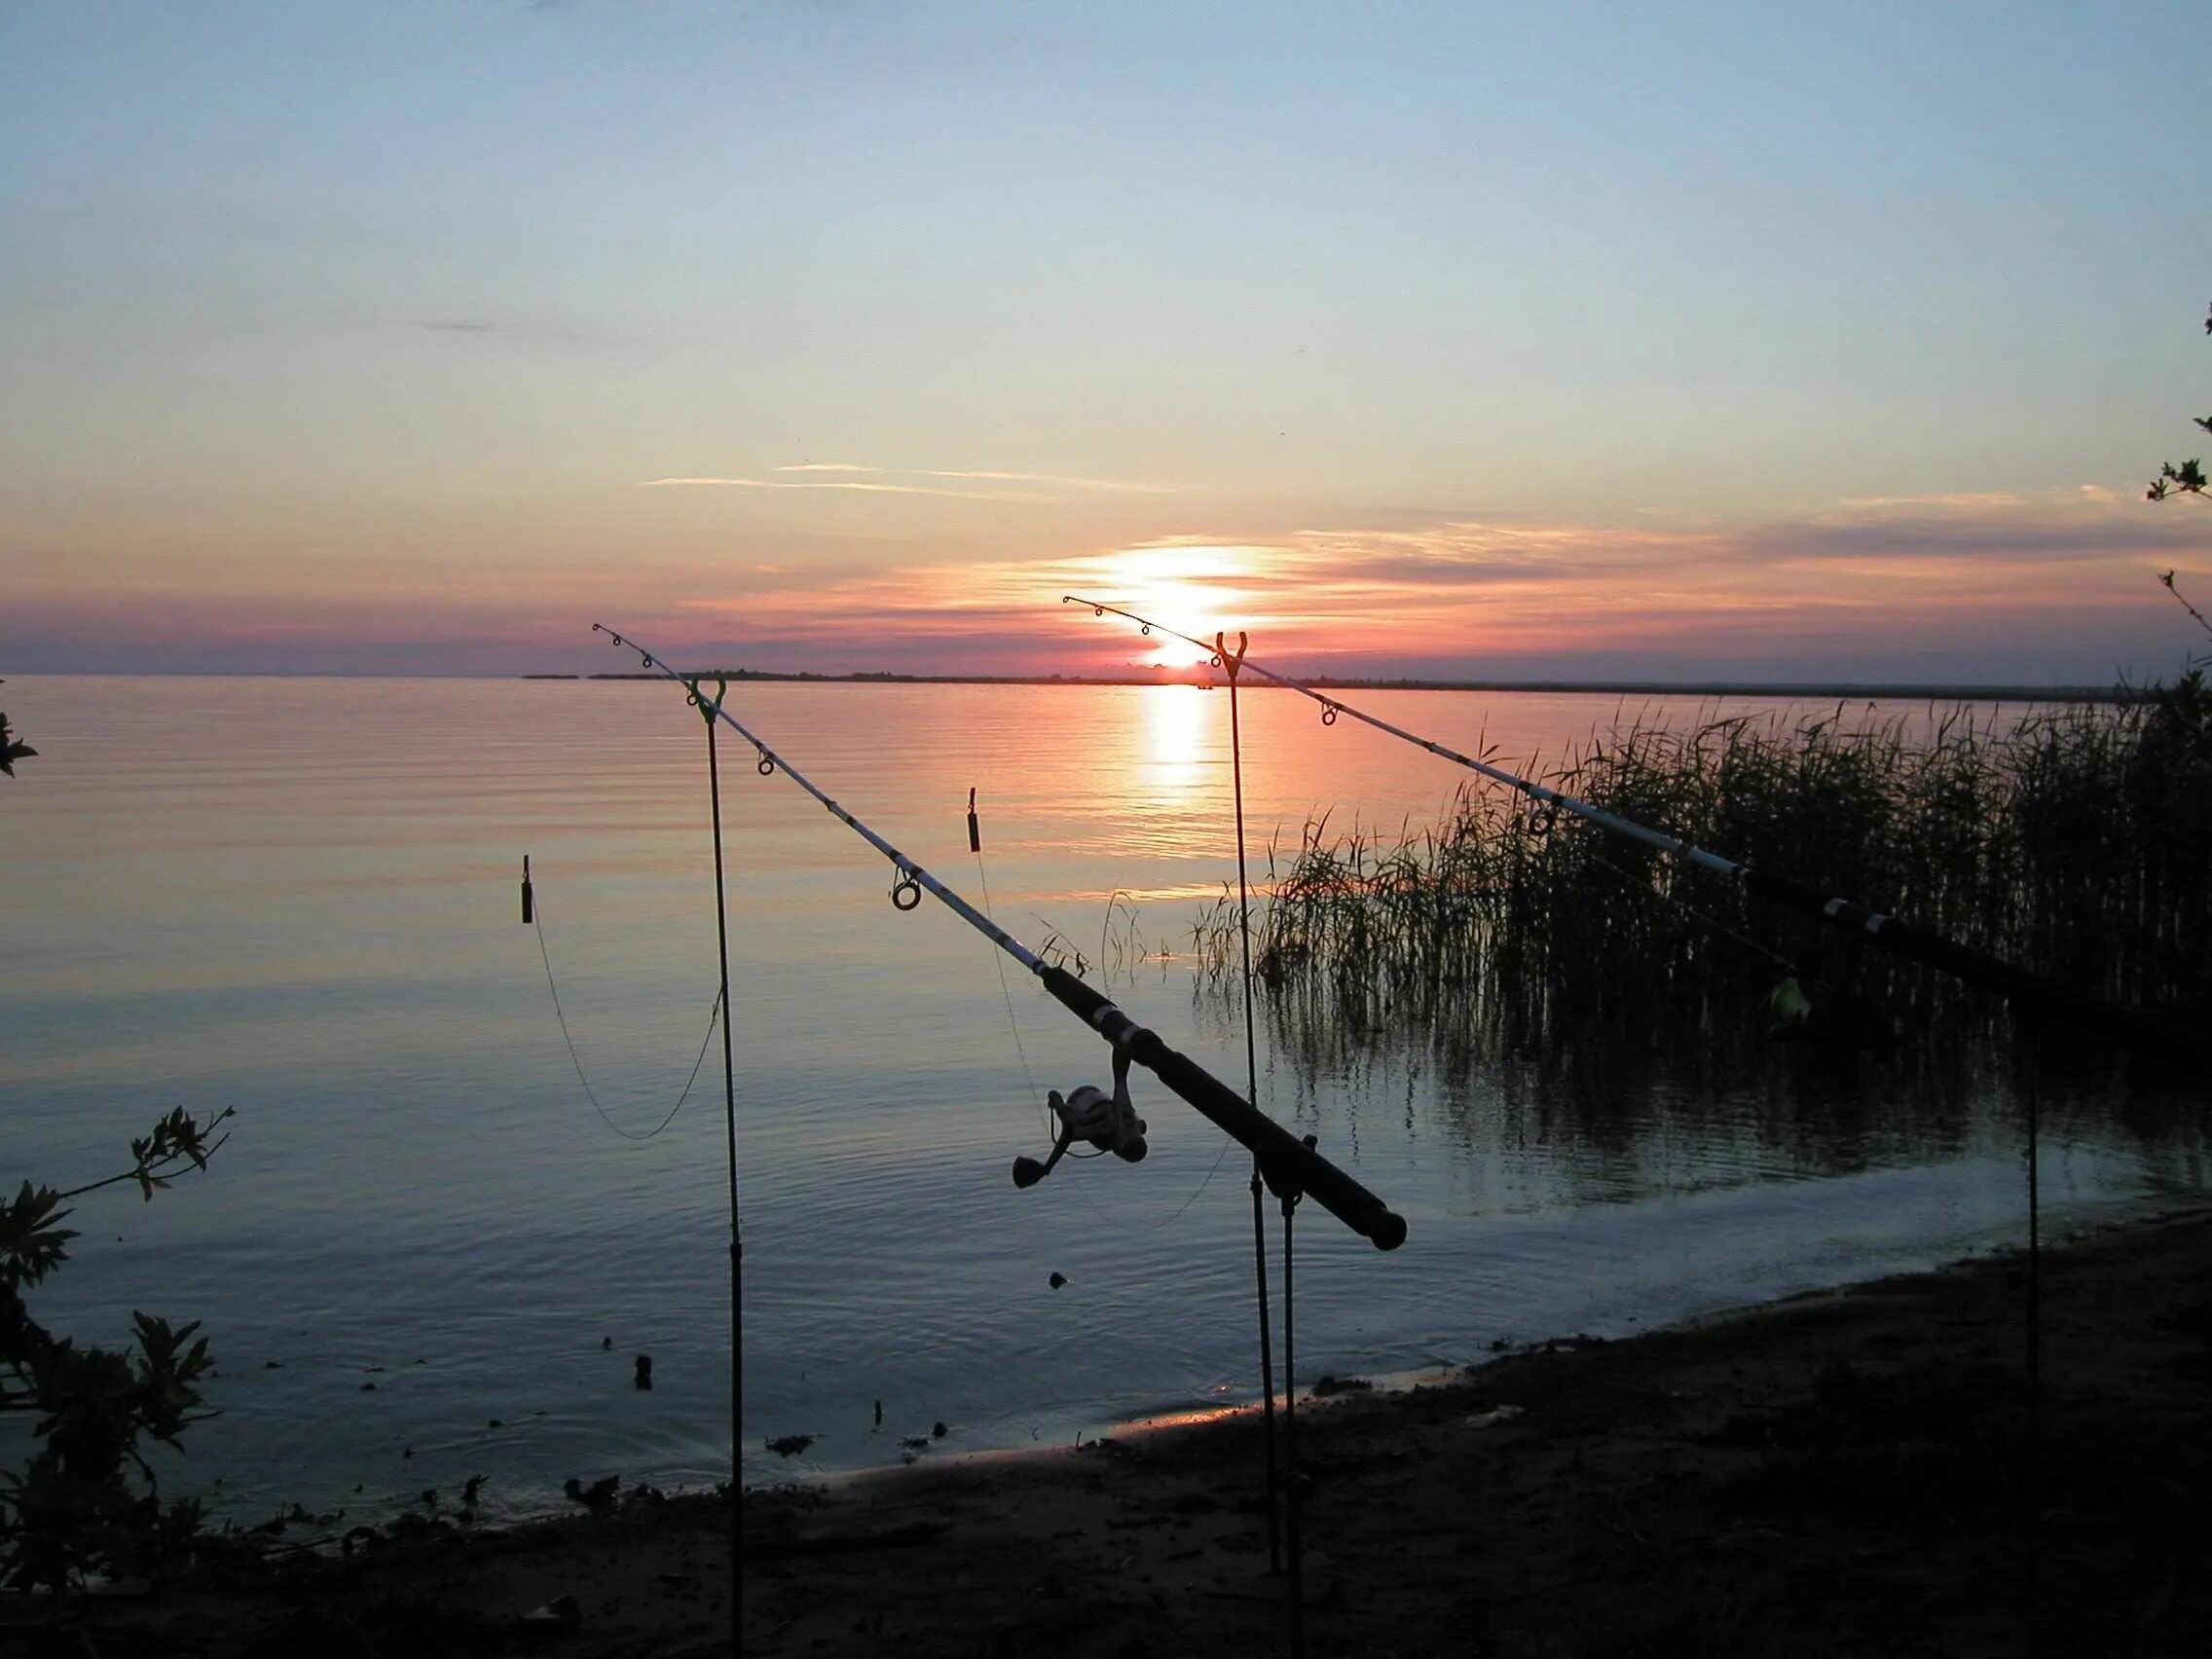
xmin=1065 ymin=596 xmax=2204 ymax=1071
xmin=591 ymin=623 xmax=1409 ymax=1251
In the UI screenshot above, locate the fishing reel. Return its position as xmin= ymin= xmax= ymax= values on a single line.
xmin=1012 ymin=1048 xmax=1148 ymax=1189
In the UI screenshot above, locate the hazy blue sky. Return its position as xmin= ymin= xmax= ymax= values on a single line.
xmin=3 ymin=1 xmax=2208 ymax=679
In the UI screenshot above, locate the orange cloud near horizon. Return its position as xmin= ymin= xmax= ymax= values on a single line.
xmin=8 ymin=488 xmax=2206 ymax=682
xmin=648 ymin=489 xmax=2207 ymax=677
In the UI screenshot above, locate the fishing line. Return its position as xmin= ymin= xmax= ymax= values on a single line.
xmin=1022 ymin=886 xmax=1250 ymax=1215
xmin=1064 ymin=596 xmax=2202 ymax=1072
xmin=967 ymin=787 xmax=1051 ymax=1143
xmin=1154 ymin=1122 xmax=1240 ymax=1221
xmin=1016 ymin=907 xmax=1116 ymax=1175
xmin=593 ymin=622 xmax=1408 ymax=1251
xmin=530 ymin=880 xmax=724 ymax=1143
xmin=1581 ymin=847 xmax=1797 ymax=971
xmin=1021 ymin=901 xmax=1243 ymax=1221
xmin=1574 ymin=848 xmax=1859 ymax=1039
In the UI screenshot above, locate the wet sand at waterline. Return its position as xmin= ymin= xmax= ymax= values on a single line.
xmin=31 ymin=1205 xmax=2208 ymax=1658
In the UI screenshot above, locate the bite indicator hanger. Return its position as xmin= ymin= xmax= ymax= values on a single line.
xmin=521 ymin=855 xmax=534 ymax=925
xmin=1012 ymin=1047 xmax=1148 ymax=1189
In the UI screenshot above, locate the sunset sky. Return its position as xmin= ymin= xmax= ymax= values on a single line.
xmin=4 ymin=1 xmax=2209 ymax=682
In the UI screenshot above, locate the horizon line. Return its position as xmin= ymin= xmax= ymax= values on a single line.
xmin=0 ymin=667 xmax=2163 ymax=703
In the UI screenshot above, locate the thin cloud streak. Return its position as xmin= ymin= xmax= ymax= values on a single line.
xmin=773 ymin=462 xmax=1180 ymax=493
xmin=915 ymin=469 xmax=1180 ymax=494
xmin=636 ymin=477 xmax=1043 ymax=502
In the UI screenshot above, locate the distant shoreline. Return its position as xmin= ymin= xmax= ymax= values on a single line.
xmin=529 ymin=671 xmax=2148 ymax=704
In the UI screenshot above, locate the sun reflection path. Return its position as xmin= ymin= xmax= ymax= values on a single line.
xmin=1142 ymin=682 xmax=1211 ymax=775
xmin=1077 ymin=683 xmax=1226 ymax=866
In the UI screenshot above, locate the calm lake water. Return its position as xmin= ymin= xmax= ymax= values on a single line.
xmin=1 ymin=676 xmax=2201 ymax=1526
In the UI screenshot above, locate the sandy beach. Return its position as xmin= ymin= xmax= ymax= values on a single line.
xmin=10 ymin=1204 xmax=2206 ymax=1658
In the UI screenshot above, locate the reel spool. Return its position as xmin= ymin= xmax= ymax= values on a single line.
xmin=1012 ymin=1048 xmax=1148 ymax=1189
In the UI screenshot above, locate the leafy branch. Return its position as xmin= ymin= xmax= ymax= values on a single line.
xmin=3 ymin=1108 xmax=234 ymax=1594
xmin=53 ymin=1107 xmax=234 ymax=1205
xmin=2158 ymin=571 xmax=2212 ymax=670
xmin=0 ymin=711 xmax=33 ymax=778
xmin=2145 ymin=302 xmax=2212 ymax=502
xmin=2159 ymin=570 xmax=2212 ymax=639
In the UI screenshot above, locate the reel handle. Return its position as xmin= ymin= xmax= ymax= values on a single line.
xmin=1011 ymin=1118 xmax=1081 ymax=1189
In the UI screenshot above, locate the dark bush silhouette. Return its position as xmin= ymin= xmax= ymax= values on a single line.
xmin=1 ymin=1107 xmax=233 ymax=1594
xmin=0 ymin=710 xmax=32 ymax=777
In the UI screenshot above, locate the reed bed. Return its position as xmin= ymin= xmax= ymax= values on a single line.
xmin=1194 ymin=681 xmax=2212 ymax=1066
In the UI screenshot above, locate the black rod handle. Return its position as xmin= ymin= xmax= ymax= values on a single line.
xmin=1038 ymin=966 xmax=1408 ymax=1250
xmin=1742 ymin=868 xmax=2203 ymax=1070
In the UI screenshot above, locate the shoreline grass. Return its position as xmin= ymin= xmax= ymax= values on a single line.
xmin=1194 ymin=680 xmax=2212 ymax=1066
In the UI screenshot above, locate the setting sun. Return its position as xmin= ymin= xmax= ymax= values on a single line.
xmin=1071 ymin=543 xmax=1283 ymax=669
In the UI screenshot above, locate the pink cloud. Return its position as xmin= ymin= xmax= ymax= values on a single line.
xmin=14 ymin=488 xmax=2206 ymax=681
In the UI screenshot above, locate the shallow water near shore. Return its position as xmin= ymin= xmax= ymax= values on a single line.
xmin=2 ymin=676 xmax=2200 ymax=1525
